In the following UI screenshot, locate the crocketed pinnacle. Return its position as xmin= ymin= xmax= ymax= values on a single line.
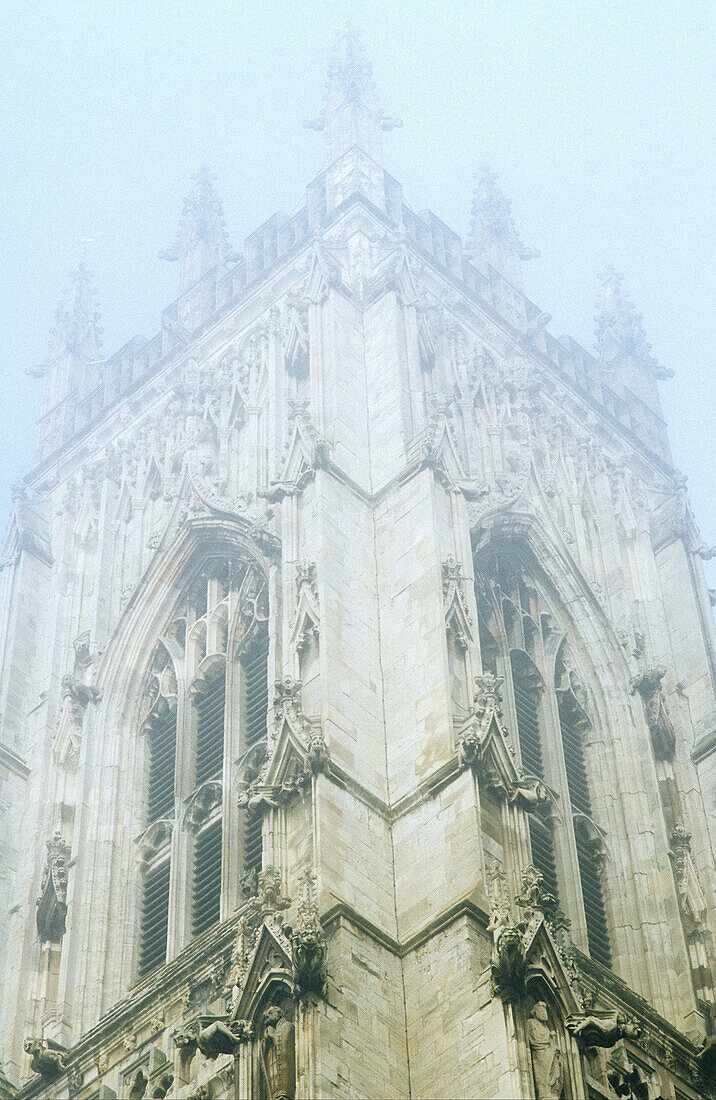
xmin=50 ymin=261 xmax=103 ymax=362
xmin=303 ymin=23 xmax=401 ymax=167
xmin=468 ymin=164 xmax=539 ymax=266
xmin=159 ymin=164 xmax=237 ymax=293
xmin=595 ymin=265 xmax=670 ymax=378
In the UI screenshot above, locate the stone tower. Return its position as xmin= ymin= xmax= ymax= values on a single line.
xmin=1 ymin=26 xmax=715 ymax=1100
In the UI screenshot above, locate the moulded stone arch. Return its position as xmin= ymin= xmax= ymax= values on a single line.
xmin=59 ymin=516 xmax=276 ymax=1033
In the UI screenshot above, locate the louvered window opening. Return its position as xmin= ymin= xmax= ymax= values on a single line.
xmin=146 ymin=712 xmax=177 ymax=823
xmin=192 ymin=820 xmax=222 ymax=938
xmin=512 ymin=666 xmax=560 ymax=907
xmin=559 ymin=702 xmax=591 ymax=816
xmin=242 ymin=640 xmax=268 ymax=879
xmin=575 ymin=828 xmax=612 ymax=968
xmin=138 ymin=861 xmax=170 ymax=978
xmin=560 ymin=704 xmax=612 ymax=968
xmin=195 ymin=677 xmax=226 ymax=787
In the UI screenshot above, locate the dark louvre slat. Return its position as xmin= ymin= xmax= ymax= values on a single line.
xmin=576 ymin=830 xmax=612 ymax=968
xmin=240 ymin=638 xmax=268 ymax=882
xmin=195 ymin=678 xmax=225 ymax=787
xmin=138 ymin=862 xmax=170 ymax=977
xmin=529 ymin=817 xmax=559 ymax=905
xmin=146 ymin=713 xmax=177 ymax=822
xmin=242 ymin=641 xmax=268 ymax=749
xmin=192 ymin=820 xmax=222 ymax=937
xmin=513 ymin=682 xmax=544 ymax=780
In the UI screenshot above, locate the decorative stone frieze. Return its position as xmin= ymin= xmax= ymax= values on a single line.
xmin=631 ymin=667 xmax=676 ymax=759
xmin=36 ymin=832 xmax=71 ymax=942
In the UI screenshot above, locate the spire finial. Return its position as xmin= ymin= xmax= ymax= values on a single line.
xmin=468 ymin=164 xmax=539 ymax=291
xmin=303 ymin=25 xmax=401 ymax=166
xmin=594 ymin=265 xmax=670 ymax=379
xmin=159 ymin=164 xmax=237 ymax=294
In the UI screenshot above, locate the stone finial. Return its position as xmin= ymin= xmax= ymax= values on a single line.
xmin=468 ymin=164 xmax=539 ymax=290
xmin=303 ymin=23 xmax=401 ymax=166
xmin=159 ymin=164 xmax=238 ymax=294
xmin=515 ymin=864 xmax=555 ymax=923
xmin=291 ymin=868 xmax=327 ymax=998
xmin=595 ymin=265 xmax=671 ymax=379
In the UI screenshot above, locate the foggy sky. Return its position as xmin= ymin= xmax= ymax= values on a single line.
xmin=1 ymin=0 xmax=713 ymax=584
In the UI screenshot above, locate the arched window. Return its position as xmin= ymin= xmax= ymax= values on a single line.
xmin=475 ymin=544 xmax=612 ymax=969
xmin=135 ymin=553 xmax=269 ymax=978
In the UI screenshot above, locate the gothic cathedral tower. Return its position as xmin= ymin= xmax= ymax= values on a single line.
xmin=1 ymin=28 xmax=715 ymax=1100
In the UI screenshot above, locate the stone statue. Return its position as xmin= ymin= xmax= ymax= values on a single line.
xmin=260 ymin=1004 xmax=296 ymax=1100
xmin=528 ymin=1002 xmax=564 ymax=1100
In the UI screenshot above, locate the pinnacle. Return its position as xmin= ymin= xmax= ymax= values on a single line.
xmin=304 ymin=25 xmax=401 ymax=167
xmin=51 ymin=261 xmax=103 ymax=359
xmin=159 ymin=164 xmax=237 ymax=294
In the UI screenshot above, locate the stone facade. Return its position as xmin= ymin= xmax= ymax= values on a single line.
xmin=0 ymin=26 xmax=715 ymax=1100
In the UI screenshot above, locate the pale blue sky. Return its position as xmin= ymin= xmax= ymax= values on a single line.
xmin=0 ymin=0 xmax=713 ymax=581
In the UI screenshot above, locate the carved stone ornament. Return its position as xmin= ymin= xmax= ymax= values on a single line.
xmin=669 ymin=822 xmax=708 ymax=927
xmin=36 ymin=831 xmax=71 ymax=942
xmin=516 ymin=864 xmax=556 ymax=925
xmin=527 ymin=1001 xmax=564 ymax=1100
xmin=456 ymin=672 xmax=505 ymax=768
xmin=442 ymin=555 xmax=474 ymax=653
xmin=630 ymin=667 xmax=676 ymax=760
xmin=290 ymin=869 xmax=327 ymax=999
xmin=0 ymin=1060 xmax=18 ymax=1100
xmin=509 ymin=769 xmax=553 ymax=817
xmin=239 ymin=679 xmax=330 ymax=810
xmin=260 ymin=1003 xmax=296 ymax=1100
xmin=196 ymin=1016 xmax=243 ymax=1059
xmin=184 ymin=780 xmax=223 ymax=833
xmin=292 ymin=559 xmax=320 ymax=653
xmin=60 ymin=673 xmax=101 ymax=726
xmin=23 ymin=1038 xmax=67 ymax=1081
xmin=565 ymin=1011 xmax=641 ymax=1050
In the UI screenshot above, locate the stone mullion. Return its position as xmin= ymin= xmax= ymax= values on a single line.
xmin=540 ymin=678 xmax=589 ymax=949
xmin=245 ymin=404 xmax=261 ymax=497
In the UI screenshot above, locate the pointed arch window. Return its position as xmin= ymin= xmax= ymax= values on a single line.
xmin=135 ymin=555 xmax=270 ymax=979
xmin=475 ymin=546 xmax=613 ymax=970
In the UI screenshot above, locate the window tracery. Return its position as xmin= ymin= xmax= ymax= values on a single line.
xmin=475 ymin=544 xmax=613 ymax=969
xmin=134 ymin=554 xmax=270 ymax=979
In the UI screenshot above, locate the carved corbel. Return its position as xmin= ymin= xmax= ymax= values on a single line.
xmin=23 ymin=1039 xmax=67 ymax=1081
xmin=135 ymin=819 xmax=173 ymax=870
xmin=630 ymin=666 xmax=676 ymax=759
xmin=61 ymin=673 xmax=101 ymax=726
xmin=184 ymin=780 xmax=223 ymax=833
xmin=508 ymin=771 xmax=555 ymax=818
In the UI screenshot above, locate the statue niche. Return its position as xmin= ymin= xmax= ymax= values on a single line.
xmin=528 ymin=1000 xmax=564 ymax=1100
xmin=259 ymin=1000 xmax=295 ymax=1100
